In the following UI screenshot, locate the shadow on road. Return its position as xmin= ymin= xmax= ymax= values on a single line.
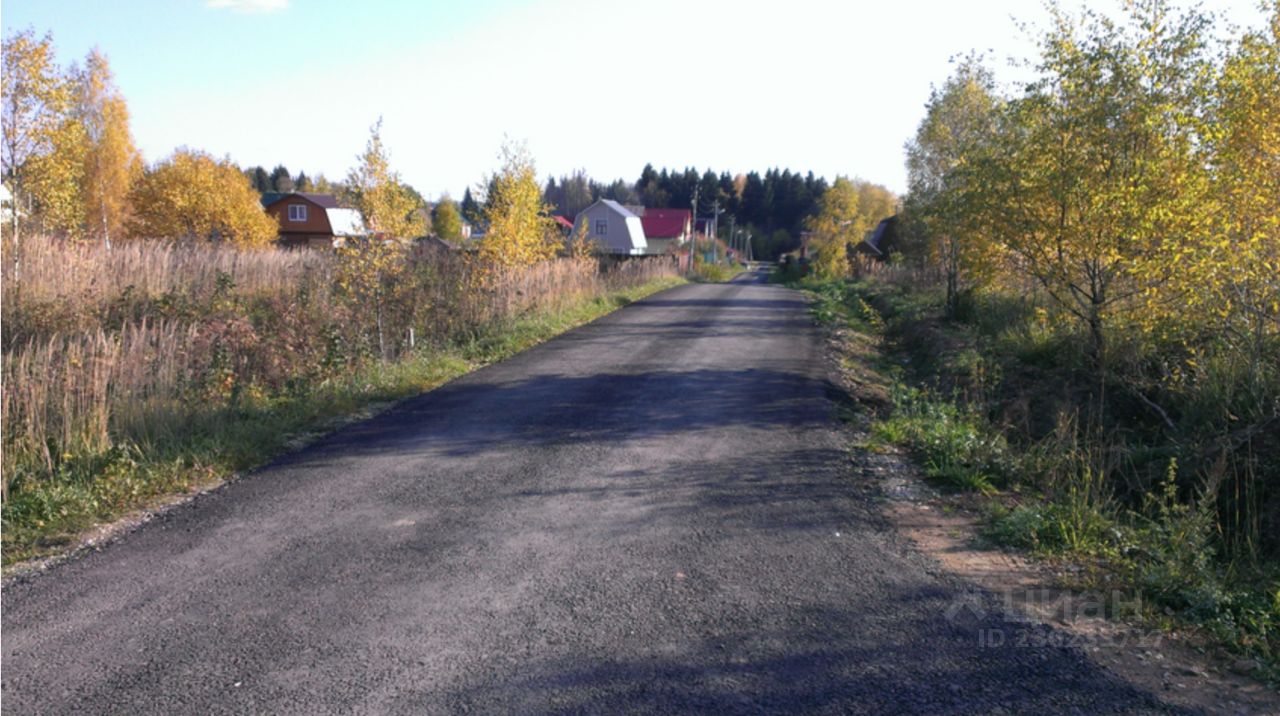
xmin=409 ymin=598 xmax=1181 ymax=714
xmin=279 ymin=366 xmax=837 ymax=464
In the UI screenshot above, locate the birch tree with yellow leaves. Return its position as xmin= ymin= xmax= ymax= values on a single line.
xmin=74 ymin=49 xmax=142 ymax=244
xmin=2 ymin=29 xmax=81 ymax=240
xmin=803 ymin=176 xmax=861 ymax=279
xmin=477 ymin=140 xmax=559 ymax=269
xmin=988 ymin=0 xmax=1213 ymax=368
xmin=905 ymin=57 xmax=1001 ymax=318
xmin=1155 ymin=7 xmax=1280 ymax=391
xmin=345 ymin=118 xmax=424 ymax=240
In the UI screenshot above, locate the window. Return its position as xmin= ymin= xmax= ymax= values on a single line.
xmin=288 ymin=204 xmax=307 ymax=222
xmin=595 ymin=218 xmax=608 ymax=235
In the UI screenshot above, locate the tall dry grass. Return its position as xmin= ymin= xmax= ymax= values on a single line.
xmin=2 ymin=234 xmax=328 ymax=343
xmin=1 ymin=235 xmax=679 ymax=500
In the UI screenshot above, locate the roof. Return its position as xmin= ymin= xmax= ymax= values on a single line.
xmin=261 ymin=192 xmax=340 ymax=209
xmin=552 ymin=215 xmax=575 ymax=229
xmin=325 ymin=208 xmax=366 ymax=237
xmin=640 ymin=208 xmax=691 ymax=239
xmin=599 ymin=199 xmax=639 ymax=219
xmin=857 ymin=216 xmax=898 ymax=257
xmin=419 ymin=235 xmax=460 ymax=251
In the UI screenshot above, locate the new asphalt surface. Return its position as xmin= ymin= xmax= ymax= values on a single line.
xmin=2 ymin=270 xmax=1184 ymax=714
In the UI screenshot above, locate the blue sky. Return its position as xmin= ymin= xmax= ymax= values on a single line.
xmin=4 ymin=0 xmax=1271 ymax=199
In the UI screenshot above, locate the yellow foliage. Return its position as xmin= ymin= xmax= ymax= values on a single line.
xmin=986 ymin=1 xmax=1212 ymax=358
xmin=564 ymin=217 xmax=595 ymax=259
xmin=477 ymin=140 xmax=559 ymax=269
xmin=1145 ymin=7 xmax=1280 ymax=357
xmin=904 ymin=57 xmax=1003 ymax=315
xmin=76 ymin=49 xmax=142 ymax=243
xmin=345 ymin=118 xmax=424 ymax=240
xmin=431 ymin=195 xmax=463 ymax=242
xmin=128 ymin=149 xmax=277 ymax=248
xmin=333 ymin=238 xmax=409 ymax=359
xmin=2 ymin=29 xmax=78 ymax=238
xmin=804 ymin=176 xmax=861 ymax=279
xmin=24 ymin=116 xmax=87 ymax=236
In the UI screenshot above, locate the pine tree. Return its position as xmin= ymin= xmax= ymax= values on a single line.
xmin=251 ymin=166 xmax=270 ymax=193
xmin=461 ymin=186 xmax=481 ymax=225
xmin=270 ymin=164 xmax=294 ymax=193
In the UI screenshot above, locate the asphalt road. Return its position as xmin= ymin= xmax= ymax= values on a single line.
xmin=2 ymin=270 xmax=1182 ymax=714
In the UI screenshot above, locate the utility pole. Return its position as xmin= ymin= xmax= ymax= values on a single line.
xmin=728 ymin=215 xmax=736 ymax=263
xmin=689 ymin=185 xmax=699 ymax=276
xmin=708 ymin=199 xmax=724 ymax=265
xmin=710 ymin=199 xmax=719 ymax=265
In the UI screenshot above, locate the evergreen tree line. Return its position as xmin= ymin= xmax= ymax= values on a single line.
xmin=539 ymin=164 xmax=865 ymax=261
xmin=241 ymin=164 xmax=320 ymax=194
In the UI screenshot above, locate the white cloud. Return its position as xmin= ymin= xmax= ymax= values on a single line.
xmin=205 ymin=0 xmax=289 ymax=14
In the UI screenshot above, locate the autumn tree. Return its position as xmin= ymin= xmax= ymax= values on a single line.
xmin=345 ymin=118 xmax=425 ymax=239
xmin=128 ymin=149 xmax=277 ymax=247
xmin=803 ymin=176 xmax=861 ymax=279
xmin=988 ymin=0 xmax=1213 ymax=366
xmin=853 ymin=180 xmax=896 ymax=228
xmin=1162 ymin=7 xmax=1280 ymax=388
xmin=477 ymin=140 xmax=558 ymax=268
xmin=905 ymin=57 xmax=1001 ymax=317
xmin=309 ymin=173 xmax=339 ymax=195
xmin=333 ymin=238 xmax=408 ymax=360
xmin=2 ymin=29 xmax=77 ymax=241
xmin=432 ymin=194 xmax=463 ymax=241
xmin=74 ymin=49 xmax=142 ymax=243
xmin=22 ymin=110 xmax=86 ymax=236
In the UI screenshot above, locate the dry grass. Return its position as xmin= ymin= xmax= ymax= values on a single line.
xmin=1 ymin=235 xmax=679 ymax=506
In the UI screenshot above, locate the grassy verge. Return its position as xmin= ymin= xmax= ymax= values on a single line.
xmin=2 ymin=276 xmax=684 ymax=565
xmin=690 ymin=261 xmax=747 ymax=283
xmin=796 ymin=273 xmax=1279 ymax=684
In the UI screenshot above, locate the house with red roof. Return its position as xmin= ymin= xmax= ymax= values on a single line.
xmin=639 ymin=208 xmax=692 ymax=255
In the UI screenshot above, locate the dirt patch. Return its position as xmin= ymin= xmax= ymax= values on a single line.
xmin=880 ymin=477 xmax=1279 ymax=715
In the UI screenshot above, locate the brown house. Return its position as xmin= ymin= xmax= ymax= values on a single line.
xmin=261 ymin=192 xmax=367 ymax=248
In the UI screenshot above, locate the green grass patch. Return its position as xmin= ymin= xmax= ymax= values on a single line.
xmin=871 ymin=385 xmax=1008 ymax=494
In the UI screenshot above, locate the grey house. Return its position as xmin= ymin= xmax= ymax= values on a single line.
xmin=573 ymin=199 xmax=648 ymax=255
